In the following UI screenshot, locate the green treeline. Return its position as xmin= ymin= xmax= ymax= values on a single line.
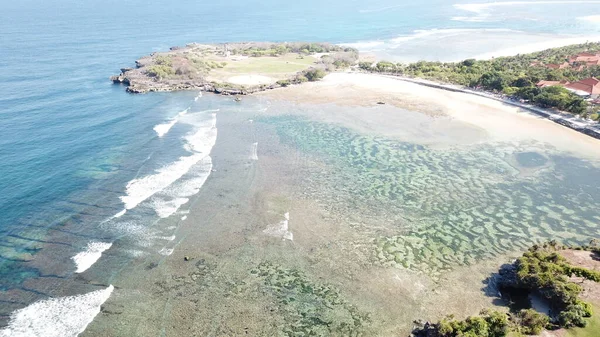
xmin=228 ymin=42 xmax=355 ymax=57
xmin=360 ymin=42 xmax=600 ymax=118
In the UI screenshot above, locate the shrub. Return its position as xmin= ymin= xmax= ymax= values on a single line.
xmin=418 ymin=310 xmax=509 ymax=337
xmin=481 ymin=309 xmax=509 ymax=337
xmin=303 ymin=68 xmax=326 ymax=82
xmin=559 ymin=308 xmax=587 ymax=328
xmin=358 ymin=62 xmax=373 ymax=71
xmin=376 ymin=61 xmax=396 ymax=72
xmin=276 ymin=79 xmax=291 ymax=87
xmin=154 ymin=55 xmax=172 ymax=66
xmin=462 ymin=59 xmax=476 ymax=67
xmin=518 ymin=309 xmax=549 ymax=335
xmin=146 ymin=64 xmax=175 ymax=79
xmin=296 ymin=75 xmax=308 ymax=83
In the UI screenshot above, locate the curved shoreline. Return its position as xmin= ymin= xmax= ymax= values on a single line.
xmin=377 ymin=73 xmax=600 ymax=141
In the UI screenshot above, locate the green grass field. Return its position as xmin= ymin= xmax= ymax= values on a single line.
xmin=566 ymin=306 xmax=600 ymax=337
xmin=217 ymin=53 xmax=317 ymax=74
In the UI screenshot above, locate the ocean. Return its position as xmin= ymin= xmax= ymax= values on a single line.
xmin=1 ymin=0 xmax=600 ymax=335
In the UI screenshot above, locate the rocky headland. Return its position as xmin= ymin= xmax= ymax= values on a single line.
xmin=111 ymin=42 xmax=358 ymax=94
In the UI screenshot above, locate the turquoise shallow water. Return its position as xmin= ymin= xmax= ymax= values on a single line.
xmin=1 ymin=0 xmax=600 ymax=334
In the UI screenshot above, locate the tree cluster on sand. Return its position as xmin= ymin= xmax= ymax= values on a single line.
xmin=411 ymin=240 xmax=600 ymax=337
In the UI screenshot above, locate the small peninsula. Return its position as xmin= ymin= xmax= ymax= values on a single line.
xmin=111 ymin=42 xmax=358 ymax=94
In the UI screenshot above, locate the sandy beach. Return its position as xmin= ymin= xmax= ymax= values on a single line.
xmin=260 ymin=72 xmax=600 ymax=160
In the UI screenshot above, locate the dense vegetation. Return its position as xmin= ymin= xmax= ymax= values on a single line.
xmin=360 ymin=42 xmax=600 ymax=118
xmin=226 ymin=42 xmax=356 ymax=57
xmin=412 ymin=241 xmax=600 ymax=337
xmin=513 ymin=242 xmax=599 ymax=328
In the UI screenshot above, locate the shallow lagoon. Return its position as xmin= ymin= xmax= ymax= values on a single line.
xmin=79 ymin=97 xmax=600 ymax=336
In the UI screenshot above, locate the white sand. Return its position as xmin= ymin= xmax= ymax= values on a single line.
xmin=260 ymin=72 xmax=600 ymax=160
xmin=227 ymin=75 xmax=275 ymax=85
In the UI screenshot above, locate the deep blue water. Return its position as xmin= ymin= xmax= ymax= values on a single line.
xmin=1 ymin=0 xmax=600 ymax=333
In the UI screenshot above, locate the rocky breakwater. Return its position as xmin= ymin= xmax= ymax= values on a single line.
xmin=110 ymin=42 xmax=359 ymax=94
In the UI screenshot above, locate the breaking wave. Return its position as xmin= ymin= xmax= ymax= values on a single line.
xmin=453 ymin=1 xmax=600 ymax=22
xmin=250 ymin=142 xmax=258 ymax=160
xmin=344 ymin=28 xmax=520 ymax=51
xmin=153 ymin=107 xmax=190 ymax=138
xmin=150 ymin=155 xmax=213 ymax=218
xmin=120 ymin=113 xmax=217 ymax=211
xmin=472 ymin=35 xmax=600 ymax=59
xmin=0 ymin=285 xmax=114 ymax=337
xmin=72 ymin=242 xmax=113 ymax=273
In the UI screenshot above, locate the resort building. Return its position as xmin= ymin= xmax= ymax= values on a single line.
xmin=565 ymin=77 xmax=600 ymax=98
xmin=534 ymin=52 xmax=600 ymax=71
xmin=536 ymin=77 xmax=600 ymax=98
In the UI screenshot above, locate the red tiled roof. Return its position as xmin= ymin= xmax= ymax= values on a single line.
xmin=546 ymin=62 xmax=571 ymax=69
xmin=576 ymin=56 xmax=600 ymax=62
xmin=564 ymin=77 xmax=600 ymax=95
xmin=536 ymin=80 xmax=560 ymax=87
xmin=536 ymin=80 xmax=571 ymax=88
xmin=579 ymin=77 xmax=600 ymax=86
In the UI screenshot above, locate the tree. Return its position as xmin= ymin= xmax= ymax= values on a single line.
xmin=477 ymin=72 xmax=508 ymax=91
xmin=462 ymin=59 xmax=476 ymax=67
xmin=518 ymin=309 xmax=549 ymax=335
xmin=302 ymin=68 xmax=325 ymax=81
xmin=376 ymin=61 xmax=396 ymax=73
xmin=513 ymin=77 xmax=533 ymax=87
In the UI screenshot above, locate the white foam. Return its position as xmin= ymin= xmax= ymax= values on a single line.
xmin=250 ymin=142 xmax=258 ymax=160
xmin=473 ymin=35 xmax=600 ymax=60
xmin=120 ymin=113 xmax=217 ymax=211
xmin=153 ymin=119 xmax=178 ymax=138
xmin=154 ymin=107 xmax=190 ymax=138
xmin=194 ymin=91 xmax=202 ymax=101
xmin=263 ymin=212 xmax=293 ymax=241
xmin=183 ymin=114 xmax=218 ymax=153
xmin=393 ymin=28 xmax=518 ymax=43
xmin=125 ymin=249 xmax=146 ymax=257
xmin=456 ymin=1 xmax=600 ymax=12
xmin=72 ymin=242 xmax=113 ymax=273
xmin=181 ymin=215 xmax=188 ymax=220
xmin=0 ymin=285 xmax=114 ymax=337
xmin=342 ymin=41 xmax=385 ymax=50
xmin=151 ymin=197 xmax=190 ymax=218
xmin=359 ymin=4 xmax=404 ymax=13
xmin=112 ymin=209 xmax=126 ymax=218
xmin=150 ymin=156 xmax=213 ymax=218
xmin=120 ymin=153 xmax=204 ymax=210
xmin=158 ymin=248 xmax=174 ymax=256
xmin=579 ymin=15 xmax=600 ymax=23
xmin=344 ymin=29 xmax=520 ymax=51
xmin=454 ymin=1 xmax=600 ymax=22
